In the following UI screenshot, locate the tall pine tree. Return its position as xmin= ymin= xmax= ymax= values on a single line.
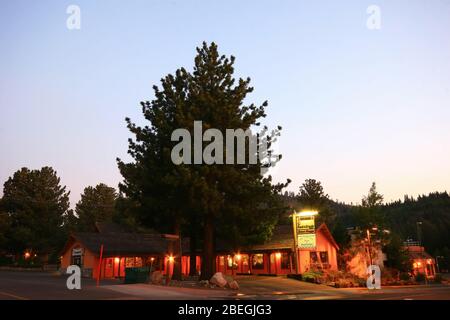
xmin=118 ymin=42 xmax=288 ymax=279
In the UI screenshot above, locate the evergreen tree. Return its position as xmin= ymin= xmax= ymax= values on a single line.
xmin=75 ymin=183 xmax=117 ymax=232
xmin=355 ymin=182 xmax=385 ymax=229
xmin=117 ymin=42 xmax=288 ymax=280
xmin=0 ymin=204 xmax=11 ymax=253
xmin=1 ymin=167 xmax=70 ymax=261
xmin=296 ymin=179 xmax=335 ymax=226
xmin=384 ymin=232 xmax=411 ymax=272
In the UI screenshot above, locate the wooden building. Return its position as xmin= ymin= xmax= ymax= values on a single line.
xmin=60 ymin=223 xmax=177 ymax=279
xmin=60 ymin=222 xmax=339 ymax=279
xmin=181 ymin=223 xmax=339 ymax=276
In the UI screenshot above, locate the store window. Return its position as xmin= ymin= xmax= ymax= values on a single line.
xmin=281 ymin=253 xmax=290 ymax=269
xmin=310 ymin=251 xmax=319 ymax=264
xmin=126 ymin=257 xmax=134 ymax=268
xmin=125 ymin=257 xmax=143 ymax=268
xmin=252 ymin=254 xmax=264 ymax=269
xmin=319 ymin=252 xmax=329 ymax=264
xmin=242 ymin=255 xmax=249 ymax=266
xmin=219 ymin=256 xmax=225 ymax=267
xmin=227 ymin=255 xmax=233 ymax=268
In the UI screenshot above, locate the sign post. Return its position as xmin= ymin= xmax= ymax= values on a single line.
xmin=96 ymin=244 xmax=104 ymax=287
xmin=292 ymin=214 xmax=299 ymax=274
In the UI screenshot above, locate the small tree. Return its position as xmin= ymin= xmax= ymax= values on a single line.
xmin=355 ymin=182 xmax=385 ymax=229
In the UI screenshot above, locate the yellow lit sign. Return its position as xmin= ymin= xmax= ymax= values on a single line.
xmin=293 ymin=210 xmax=317 ymax=249
xmin=298 ymin=234 xmax=316 ymax=249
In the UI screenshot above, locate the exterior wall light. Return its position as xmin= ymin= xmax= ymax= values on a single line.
xmin=294 ymin=210 xmax=319 ymax=217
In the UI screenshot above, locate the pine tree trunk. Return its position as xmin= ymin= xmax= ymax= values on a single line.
xmin=200 ymin=214 xmax=215 ymax=280
xmin=171 ymin=221 xmax=182 ymax=281
xmin=189 ymin=229 xmax=198 ymax=276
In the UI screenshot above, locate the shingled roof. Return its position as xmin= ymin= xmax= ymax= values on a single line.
xmin=63 ymin=232 xmax=175 ymax=256
xmin=182 ymin=223 xmax=339 ymax=253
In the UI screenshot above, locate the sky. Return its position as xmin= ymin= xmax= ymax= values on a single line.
xmin=1 ymin=0 xmax=450 ymax=207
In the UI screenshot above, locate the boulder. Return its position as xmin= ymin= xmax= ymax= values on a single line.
xmin=199 ymin=280 xmax=209 ymax=287
xmin=150 ymin=271 xmax=164 ymax=285
xmin=210 ymin=272 xmax=227 ymax=288
xmin=228 ymin=280 xmax=239 ymax=290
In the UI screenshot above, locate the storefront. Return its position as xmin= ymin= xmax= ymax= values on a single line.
xmin=60 ymin=224 xmax=178 ymax=279
xmin=61 ymin=221 xmax=339 ymax=279
xmin=206 ymin=223 xmax=339 ymax=276
xmin=405 ymin=245 xmax=437 ymax=278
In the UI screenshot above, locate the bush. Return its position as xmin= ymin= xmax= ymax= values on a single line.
xmin=302 ymin=270 xmax=323 ymax=284
xmin=415 ymin=273 xmax=426 ymax=283
xmin=434 ymin=274 xmax=443 ymax=283
xmin=0 ymin=255 xmax=13 ymax=266
xmin=399 ymin=272 xmax=411 ymax=281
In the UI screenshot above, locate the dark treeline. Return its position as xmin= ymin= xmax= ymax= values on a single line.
xmin=283 ymin=184 xmax=450 ymax=270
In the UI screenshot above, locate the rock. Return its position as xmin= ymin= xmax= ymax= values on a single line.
xmin=151 ymin=271 xmax=164 ymax=285
xmin=210 ymin=272 xmax=227 ymax=288
xmin=228 ymin=280 xmax=239 ymax=290
xmin=199 ymin=280 xmax=209 ymax=287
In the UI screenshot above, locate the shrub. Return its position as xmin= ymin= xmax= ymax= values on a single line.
xmin=0 ymin=255 xmax=13 ymax=266
xmin=302 ymin=270 xmax=323 ymax=284
xmin=434 ymin=274 xmax=443 ymax=283
xmin=415 ymin=273 xmax=426 ymax=282
xmin=399 ymin=272 xmax=411 ymax=281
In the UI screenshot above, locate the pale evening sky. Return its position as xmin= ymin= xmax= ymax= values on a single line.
xmin=1 ymin=0 xmax=449 ymax=207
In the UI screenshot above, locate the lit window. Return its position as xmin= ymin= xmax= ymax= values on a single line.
xmin=252 ymin=254 xmax=264 ymax=269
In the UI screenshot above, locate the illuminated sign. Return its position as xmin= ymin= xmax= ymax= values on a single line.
xmin=294 ymin=213 xmax=316 ymax=249
xmin=296 ymin=216 xmax=315 ymax=233
xmin=298 ymin=233 xmax=316 ymax=249
xmin=72 ymin=248 xmax=83 ymax=256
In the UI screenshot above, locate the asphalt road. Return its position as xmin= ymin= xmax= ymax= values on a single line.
xmin=0 ymin=271 xmax=130 ymax=300
xmin=0 ymin=271 xmax=232 ymax=300
xmin=341 ymin=285 xmax=450 ymax=300
xmin=1 ymin=271 xmax=449 ymax=300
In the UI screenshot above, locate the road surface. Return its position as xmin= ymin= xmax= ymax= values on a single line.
xmin=0 ymin=271 xmax=449 ymax=300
